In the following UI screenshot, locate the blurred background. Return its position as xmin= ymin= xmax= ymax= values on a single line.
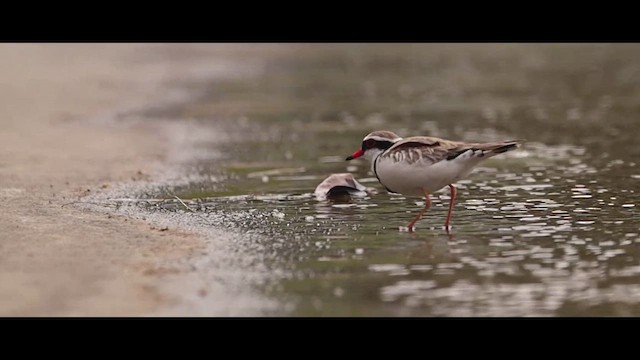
xmin=2 ymin=44 xmax=640 ymax=316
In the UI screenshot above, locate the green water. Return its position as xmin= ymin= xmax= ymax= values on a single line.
xmin=142 ymin=44 xmax=640 ymax=316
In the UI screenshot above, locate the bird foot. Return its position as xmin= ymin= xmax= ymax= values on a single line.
xmin=398 ymin=226 xmax=415 ymax=232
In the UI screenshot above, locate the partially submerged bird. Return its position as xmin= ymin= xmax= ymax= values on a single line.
xmin=346 ymin=130 xmax=521 ymax=231
xmin=314 ymin=173 xmax=372 ymax=201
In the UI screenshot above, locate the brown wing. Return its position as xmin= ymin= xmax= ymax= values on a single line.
xmin=381 ymin=136 xmax=470 ymax=165
xmin=382 ymin=136 xmax=521 ymax=165
xmin=447 ymin=140 xmax=521 ymax=159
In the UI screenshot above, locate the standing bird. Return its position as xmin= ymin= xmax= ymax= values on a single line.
xmin=345 ymin=130 xmax=521 ymax=231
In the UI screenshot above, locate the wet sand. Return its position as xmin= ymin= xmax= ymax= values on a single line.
xmin=0 ymin=44 xmax=210 ymax=316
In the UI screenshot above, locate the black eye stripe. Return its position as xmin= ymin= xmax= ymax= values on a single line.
xmin=379 ymin=141 xmax=393 ymax=150
xmin=362 ymin=139 xmax=376 ymax=149
xmin=363 ymin=138 xmax=394 ymax=150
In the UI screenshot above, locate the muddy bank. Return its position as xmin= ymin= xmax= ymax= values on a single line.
xmin=0 ymin=44 xmax=280 ymax=316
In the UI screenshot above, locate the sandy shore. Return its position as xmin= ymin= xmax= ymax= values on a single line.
xmin=0 ymin=44 xmax=212 ymax=316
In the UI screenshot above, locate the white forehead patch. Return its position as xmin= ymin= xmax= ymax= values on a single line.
xmin=364 ymin=135 xmax=402 ymax=143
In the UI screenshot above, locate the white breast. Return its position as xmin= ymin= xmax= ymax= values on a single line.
xmin=374 ymin=149 xmax=484 ymax=196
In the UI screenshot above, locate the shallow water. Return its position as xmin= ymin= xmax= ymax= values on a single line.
xmin=129 ymin=44 xmax=640 ymax=316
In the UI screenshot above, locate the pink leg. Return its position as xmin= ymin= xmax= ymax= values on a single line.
xmin=407 ymin=190 xmax=431 ymax=231
xmin=444 ymin=184 xmax=457 ymax=229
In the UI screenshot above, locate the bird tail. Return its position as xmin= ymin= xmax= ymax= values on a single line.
xmin=476 ymin=140 xmax=523 ymax=156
